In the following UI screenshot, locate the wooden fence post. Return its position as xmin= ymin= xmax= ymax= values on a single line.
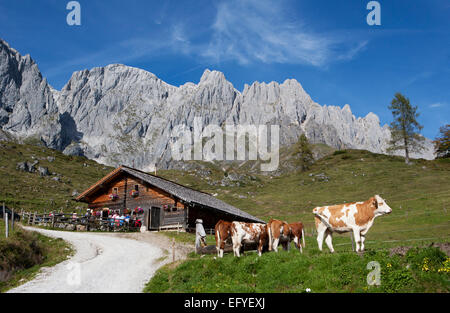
xmin=11 ymin=208 xmax=14 ymax=232
xmin=5 ymin=213 xmax=8 ymax=238
xmin=33 ymin=212 xmax=37 ymax=225
xmin=172 ymin=238 xmax=176 ymax=263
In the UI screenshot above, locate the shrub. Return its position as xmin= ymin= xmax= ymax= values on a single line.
xmin=405 ymin=247 xmax=447 ymax=272
xmin=381 ymin=267 xmax=414 ymax=293
xmin=0 ymin=229 xmax=45 ymax=282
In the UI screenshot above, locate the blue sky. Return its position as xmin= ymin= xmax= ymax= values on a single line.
xmin=0 ymin=0 xmax=449 ymax=139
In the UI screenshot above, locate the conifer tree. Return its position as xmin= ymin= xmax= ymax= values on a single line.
xmin=387 ymin=93 xmax=425 ymax=164
xmin=295 ymin=134 xmax=314 ymax=171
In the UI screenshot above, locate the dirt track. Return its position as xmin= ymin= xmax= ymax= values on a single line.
xmin=7 ymin=227 xmax=192 ymax=293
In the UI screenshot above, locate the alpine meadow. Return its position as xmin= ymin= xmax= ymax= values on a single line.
xmin=1 ymin=0 xmax=449 ymax=297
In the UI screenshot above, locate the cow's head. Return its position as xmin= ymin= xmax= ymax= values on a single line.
xmin=373 ymin=195 xmax=392 ymax=216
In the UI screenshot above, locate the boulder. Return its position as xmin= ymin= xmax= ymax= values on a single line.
xmin=63 ymin=143 xmax=84 ymax=157
xmin=38 ymin=166 xmax=50 ymax=177
xmin=16 ymin=162 xmax=28 ymax=172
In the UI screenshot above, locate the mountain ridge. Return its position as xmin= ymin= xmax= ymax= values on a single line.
xmin=0 ymin=39 xmax=435 ymax=171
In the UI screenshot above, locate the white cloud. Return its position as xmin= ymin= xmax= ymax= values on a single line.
xmin=202 ymin=0 xmax=367 ymax=67
xmin=44 ymin=0 xmax=368 ymax=85
xmin=404 ymin=71 xmax=433 ymax=86
xmin=429 ymin=102 xmax=445 ymax=108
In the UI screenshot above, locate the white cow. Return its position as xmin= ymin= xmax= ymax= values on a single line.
xmin=230 ymin=222 xmax=268 ymax=257
xmin=313 ymin=195 xmax=392 ymax=253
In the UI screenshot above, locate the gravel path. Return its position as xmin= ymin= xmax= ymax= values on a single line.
xmin=8 ymin=227 xmax=168 ymax=293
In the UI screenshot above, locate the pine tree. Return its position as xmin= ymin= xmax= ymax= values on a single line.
xmin=387 ymin=93 xmax=425 ymax=164
xmin=434 ymin=124 xmax=450 ymax=158
xmin=295 ymin=134 xmax=314 ymax=171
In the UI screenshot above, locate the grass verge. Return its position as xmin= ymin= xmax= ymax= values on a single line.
xmin=0 ymin=223 xmax=73 ymax=292
xmin=144 ymin=241 xmax=450 ymax=293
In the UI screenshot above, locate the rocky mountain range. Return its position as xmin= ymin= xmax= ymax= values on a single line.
xmin=0 ymin=38 xmax=435 ymax=171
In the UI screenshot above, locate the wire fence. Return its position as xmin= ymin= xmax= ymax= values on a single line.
xmin=334 ymin=235 xmax=450 ymax=247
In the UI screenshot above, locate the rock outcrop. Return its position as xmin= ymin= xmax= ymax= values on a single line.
xmin=0 ymin=39 xmax=63 ymax=149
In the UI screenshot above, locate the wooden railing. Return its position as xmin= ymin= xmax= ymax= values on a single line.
xmin=20 ymin=211 xmax=142 ymax=232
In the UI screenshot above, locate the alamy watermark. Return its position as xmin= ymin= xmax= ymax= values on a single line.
xmin=366 ymin=1 xmax=381 ymax=26
xmin=366 ymin=261 xmax=381 ymax=286
xmin=170 ymin=117 xmax=280 ymax=172
xmin=66 ymin=1 xmax=81 ymax=26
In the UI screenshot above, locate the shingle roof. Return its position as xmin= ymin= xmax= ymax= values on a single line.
xmin=76 ymin=165 xmax=265 ymax=224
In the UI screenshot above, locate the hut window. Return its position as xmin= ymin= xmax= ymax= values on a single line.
xmin=134 ymin=184 xmax=139 ymax=191
xmin=112 ymin=187 xmax=118 ymax=195
xmin=172 ymin=207 xmax=178 ymax=212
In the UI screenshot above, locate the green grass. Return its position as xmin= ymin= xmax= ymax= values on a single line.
xmin=148 ymin=149 xmax=450 ymax=293
xmin=1 ymin=141 xmax=449 ymax=292
xmin=0 ymin=141 xmax=113 ymax=212
xmin=0 ymin=222 xmax=73 ymax=292
xmin=158 ymin=149 xmax=450 ymax=249
xmin=158 ymin=230 xmax=215 ymax=245
xmin=144 ymin=242 xmax=450 ymax=293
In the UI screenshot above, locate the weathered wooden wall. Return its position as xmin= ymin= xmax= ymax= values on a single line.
xmin=85 ymin=174 xmax=187 ymax=229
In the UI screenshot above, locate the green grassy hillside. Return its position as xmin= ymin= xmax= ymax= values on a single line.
xmin=1 ymin=141 xmax=449 ymax=250
xmin=0 ymin=141 xmax=113 ymax=212
xmin=159 ymin=149 xmax=450 ymax=250
xmin=1 ymin=141 xmax=449 ymax=292
xmin=149 ymin=149 xmax=450 ymax=293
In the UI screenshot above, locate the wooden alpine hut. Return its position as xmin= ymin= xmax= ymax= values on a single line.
xmin=75 ymin=165 xmax=264 ymax=232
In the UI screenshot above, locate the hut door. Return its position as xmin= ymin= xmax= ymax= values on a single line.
xmin=149 ymin=207 xmax=161 ymax=230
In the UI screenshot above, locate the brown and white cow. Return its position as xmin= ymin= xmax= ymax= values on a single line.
xmin=267 ymin=219 xmax=291 ymax=252
xmin=267 ymin=219 xmax=306 ymax=253
xmin=230 ymin=222 xmax=268 ymax=257
xmin=215 ymin=220 xmax=232 ymax=258
xmin=288 ymin=222 xmax=306 ymax=253
xmin=313 ymin=195 xmax=392 ymax=253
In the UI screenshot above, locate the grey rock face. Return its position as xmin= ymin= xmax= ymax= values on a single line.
xmin=55 ymin=65 xmax=435 ymax=169
xmin=0 ymin=39 xmax=435 ymax=171
xmin=0 ymin=39 xmax=63 ymax=149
